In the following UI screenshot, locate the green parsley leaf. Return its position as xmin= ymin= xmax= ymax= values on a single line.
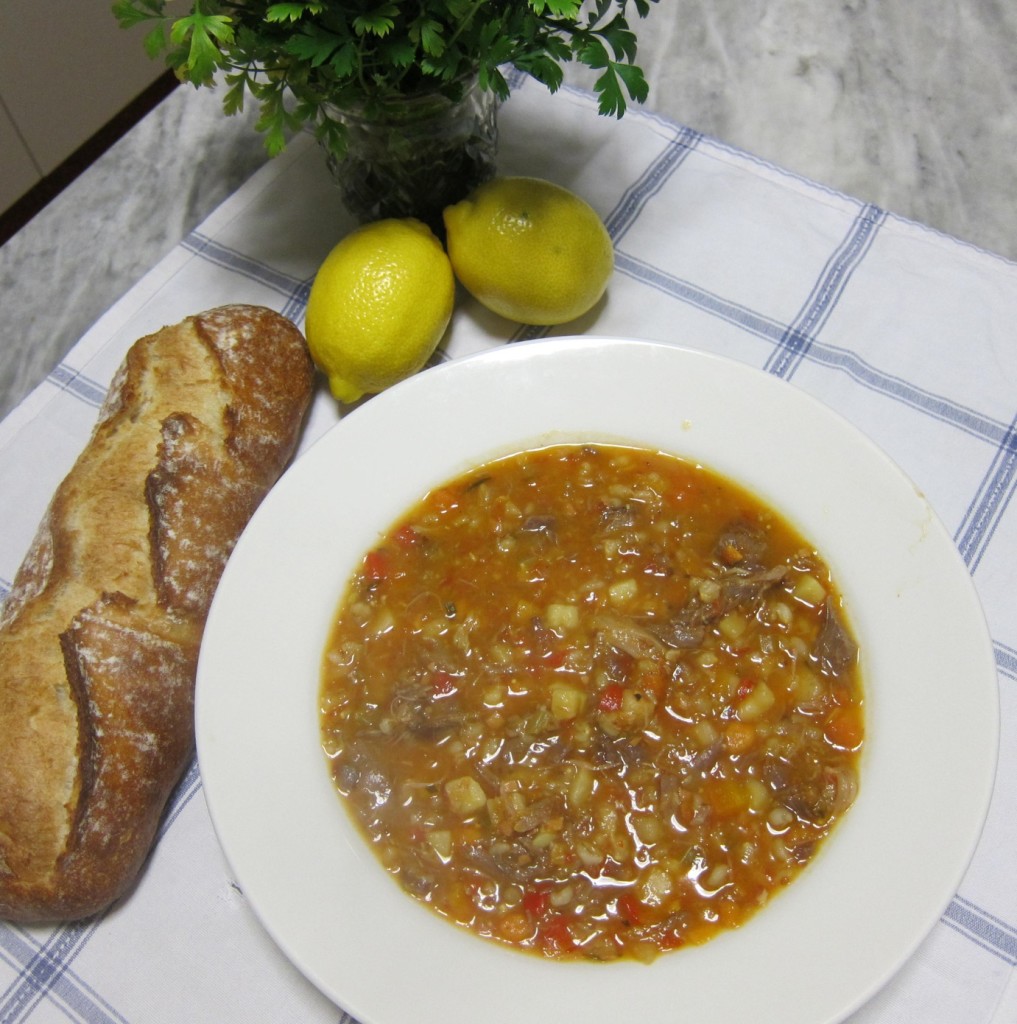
xmin=417 ymin=18 xmax=445 ymax=57
xmin=594 ymin=66 xmax=627 ymax=117
xmin=284 ymin=24 xmax=341 ymax=67
xmin=517 ymin=53 xmax=565 ymax=93
xmin=329 ymin=40 xmax=359 ymax=78
xmin=352 ymin=3 xmax=399 ymax=37
xmin=598 ymin=15 xmax=638 ymax=62
xmin=169 ymin=12 xmax=233 ymax=84
xmin=141 ymin=23 xmax=168 ymax=59
xmin=382 ymin=37 xmax=416 ymax=69
xmin=613 ymin=61 xmax=649 ymax=105
xmin=530 ymin=0 xmax=582 ymax=18
xmin=222 ymin=72 xmax=248 ymax=115
xmin=266 ymin=3 xmax=323 ymax=24
xmin=111 ymin=0 xmax=162 ymax=30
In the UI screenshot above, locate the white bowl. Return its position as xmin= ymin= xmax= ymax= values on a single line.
xmin=196 ymin=337 xmax=998 ymax=1024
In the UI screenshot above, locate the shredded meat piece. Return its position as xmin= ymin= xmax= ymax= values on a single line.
xmin=787 ymin=841 xmax=817 ymax=865
xmin=811 ymin=600 xmax=858 ymax=676
xmin=388 ymin=681 xmax=472 ymax=737
xmin=594 ymin=613 xmax=664 ymax=659
xmin=592 ymin=735 xmax=652 ymax=768
xmin=511 ymin=796 xmax=564 ymax=834
xmin=398 ymin=847 xmax=439 ymax=897
xmin=763 ymin=759 xmax=858 ymax=825
xmin=400 ymin=869 xmax=435 ymax=897
xmin=646 ymin=611 xmax=706 ymax=650
xmin=714 ymin=565 xmax=788 ymax=615
xmin=647 ymin=564 xmax=787 ymax=649
xmin=713 ymin=518 xmax=770 ymax=568
xmin=334 ymin=743 xmax=393 ymax=809
xmin=463 ymin=839 xmax=544 ymax=883
xmin=685 ymin=737 xmax=722 ymax=774
xmin=519 ymin=515 xmax=557 ymax=540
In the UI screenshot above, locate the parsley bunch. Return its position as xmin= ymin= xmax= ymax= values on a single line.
xmin=113 ymin=0 xmax=660 ymax=156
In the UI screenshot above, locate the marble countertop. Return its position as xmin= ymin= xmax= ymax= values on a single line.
xmin=2 ymin=0 xmax=1016 ymax=422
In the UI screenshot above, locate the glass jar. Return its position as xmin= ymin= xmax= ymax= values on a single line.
xmin=320 ymin=76 xmax=499 ymax=234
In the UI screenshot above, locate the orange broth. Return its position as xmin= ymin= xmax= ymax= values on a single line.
xmin=319 ymin=444 xmax=863 ymax=962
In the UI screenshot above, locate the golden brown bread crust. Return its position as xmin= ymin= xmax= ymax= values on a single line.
xmin=0 ymin=305 xmax=314 ymax=922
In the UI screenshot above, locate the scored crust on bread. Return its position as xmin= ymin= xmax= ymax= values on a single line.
xmin=0 ymin=305 xmax=314 ymax=923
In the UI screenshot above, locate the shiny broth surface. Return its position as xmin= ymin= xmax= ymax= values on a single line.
xmin=320 ymin=444 xmax=862 ymax=962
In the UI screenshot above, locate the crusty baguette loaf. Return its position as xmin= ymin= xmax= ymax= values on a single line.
xmin=0 ymin=305 xmax=315 ymax=923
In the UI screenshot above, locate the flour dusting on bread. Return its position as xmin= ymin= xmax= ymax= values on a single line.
xmin=0 ymin=305 xmax=314 ymax=923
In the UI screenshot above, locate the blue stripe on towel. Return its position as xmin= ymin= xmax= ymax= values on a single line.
xmin=996 ymin=642 xmax=1017 ymax=680
xmin=603 ymin=125 xmax=702 ymax=244
xmin=182 ymin=232 xmax=306 ymax=302
xmin=0 ymin=921 xmax=126 ymax=1024
xmin=614 ymin=250 xmax=789 ymax=342
xmin=955 ymin=412 xmax=1017 ymax=572
xmin=46 ymin=364 xmax=108 ymax=409
xmin=944 ymin=897 xmax=1017 ymax=966
xmin=766 ymin=203 xmax=886 ymax=380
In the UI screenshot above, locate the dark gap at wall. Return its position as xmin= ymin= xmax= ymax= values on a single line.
xmin=0 ymin=71 xmax=179 ymax=248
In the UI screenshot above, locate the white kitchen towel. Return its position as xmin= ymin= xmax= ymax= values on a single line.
xmin=1 ymin=72 xmax=1015 ymax=1024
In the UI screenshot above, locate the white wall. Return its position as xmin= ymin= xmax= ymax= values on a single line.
xmin=0 ymin=0 xmax=165 ymax=211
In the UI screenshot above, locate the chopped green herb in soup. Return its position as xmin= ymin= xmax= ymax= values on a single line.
xmin=320 ymin=444 xmax=862 ymax=962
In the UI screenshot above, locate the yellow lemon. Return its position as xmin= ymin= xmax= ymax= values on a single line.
xmin=442 ymin=176 xmax=613 ymax=325
xmin=305 ymin=218 xmax=455 ymax=403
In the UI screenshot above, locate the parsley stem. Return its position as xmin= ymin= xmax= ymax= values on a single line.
xmin=442 ymin=0 xmax=487 ymax=53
